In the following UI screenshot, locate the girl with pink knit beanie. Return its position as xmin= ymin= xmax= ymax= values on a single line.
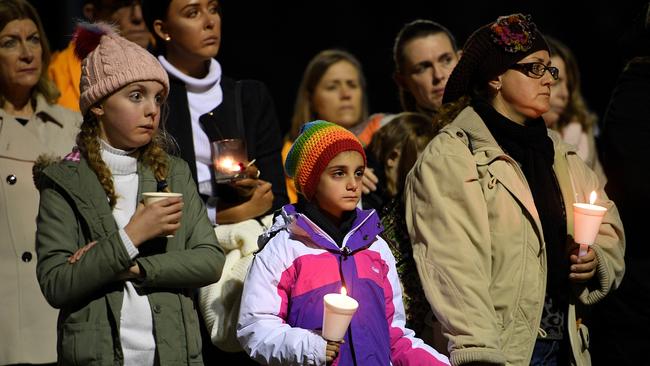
xmin=34 ymin=24 xmax=224 ymax=365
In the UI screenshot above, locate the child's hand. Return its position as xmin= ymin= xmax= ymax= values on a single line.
xmin=68 ymin=241 xmax=97 ymax=264
xmin=325 ymin=339 xmax=343 ymax=364
xmin=125 ymin=198 xmax=183 ymax=246
xmin=361 ymin=167 xmax=378 ymax=194
xmin=569 ymin=244 xmax=598 ymax=283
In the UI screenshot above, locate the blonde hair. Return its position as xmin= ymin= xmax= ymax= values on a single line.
xmin=289 ymin=49 xmax=369 ymax=141
xmin=76 ymin=113 xmax=171 ymax=208
xmin=546 ymin=36 xmax=597 ymax=132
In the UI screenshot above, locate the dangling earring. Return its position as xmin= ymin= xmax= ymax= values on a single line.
xmin=496 ymin=85 xmax=502 ymax=93
xmin=164 ymin=35 xmax=171 ymax=41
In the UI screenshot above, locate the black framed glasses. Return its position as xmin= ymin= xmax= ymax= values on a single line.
xmin=509 ymin=62 xmax=559 ymax=80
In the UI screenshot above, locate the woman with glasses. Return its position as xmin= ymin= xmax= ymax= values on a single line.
xmin=404 ymin=14 xmax=624 ymax=365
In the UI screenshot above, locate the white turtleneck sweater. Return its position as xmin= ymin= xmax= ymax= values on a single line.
xmin=100 ymin=140 xmax=155 ymax=366
xmin=158 ymin=56 xmax=222 ymax=223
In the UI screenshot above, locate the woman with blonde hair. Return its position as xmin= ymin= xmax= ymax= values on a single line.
xmin=542 ymin=35 xmax=606 ymax=185
xmin=284 ymin=49 xmax=387 ymax=203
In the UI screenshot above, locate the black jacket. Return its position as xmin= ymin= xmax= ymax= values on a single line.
xmin=165 ymin=75 xmax=288 ymax=214
xmin=591 ymin=58 xmax=650 ymax=365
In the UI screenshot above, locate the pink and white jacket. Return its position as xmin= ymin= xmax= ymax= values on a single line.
xmin=237 ymin=204 xmax=449 ymax=365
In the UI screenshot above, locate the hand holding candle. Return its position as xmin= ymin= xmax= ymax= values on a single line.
xmin=573 ymin=191 xmax=607 ymax=257
xmin=322 ymin=287 xmax=359 ymax=341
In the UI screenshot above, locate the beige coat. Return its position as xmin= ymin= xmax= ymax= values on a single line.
xmin=0 ymin=95 xmax=79 ymax=364
xmin=405 ymin=107 xmax=625 ymax=366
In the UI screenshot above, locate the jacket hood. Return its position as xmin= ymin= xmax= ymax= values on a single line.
xmin=33 ymin=153 xmax=63 ymax=190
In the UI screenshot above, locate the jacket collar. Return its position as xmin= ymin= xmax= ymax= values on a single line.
xmin=450 ymin=107 xmax=539 ymax=222
xmin=450 ymin=106 xmax=580 ymax=252
xmin=451 ymin=105 xmax=577 ymax=159
xmin=279 ymin=204 xmax=383 ymax=253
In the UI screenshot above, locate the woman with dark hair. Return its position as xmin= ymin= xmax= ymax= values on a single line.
xmin=405 ymin=14 xmax=624 ymax=365
xmin=142 ymin=0 xmax=287 ymax=225
xmin=361 ymin=19 xmax=461 ymax=199
xmin=141 ymin=1 xmax=287 ymax=363
xmin=0 ymin=0 xmax=79 ymax=364
xmin=392 ymin=19 xmax=461 ymax=117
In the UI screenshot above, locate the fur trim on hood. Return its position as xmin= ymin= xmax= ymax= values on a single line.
xmin=33 ymin=154 xmax=62 ymax=190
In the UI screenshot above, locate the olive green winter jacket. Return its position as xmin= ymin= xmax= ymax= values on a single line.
xmin=35 ymin=153 xmax=224 ymax=366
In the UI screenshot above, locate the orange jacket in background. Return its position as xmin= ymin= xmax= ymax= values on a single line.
xmin=48 ymin=41 xmax=81 ymax=113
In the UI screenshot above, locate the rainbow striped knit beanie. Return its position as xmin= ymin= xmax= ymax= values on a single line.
xmin=285 ymin=120 xmax=366 ymax=201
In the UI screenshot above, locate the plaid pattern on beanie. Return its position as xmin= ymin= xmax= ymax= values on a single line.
xmin=76 ymin=23 xmax=169 ymax=115
xmin=285 ymin=120 xmax=366 ymax=201
xmin=443 ymin=14 xmax=549 ymax=104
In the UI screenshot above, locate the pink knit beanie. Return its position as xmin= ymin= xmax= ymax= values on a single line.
xmin=74 ymin=23 xmax=169 ymax=115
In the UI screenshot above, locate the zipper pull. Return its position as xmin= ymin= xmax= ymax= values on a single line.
xmin=342 ymin=246 xmax=351 ymax=258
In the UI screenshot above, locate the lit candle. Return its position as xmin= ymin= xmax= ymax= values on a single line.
xmin=322 ymin=287 xmax=359 ymax=341
xmin=572 ymin=191 xmax=607 ymax=257
xmin=211 ymin=139 xmax=248 ymax=183
xmin=217 ymin=157 xmax=243 ymax=173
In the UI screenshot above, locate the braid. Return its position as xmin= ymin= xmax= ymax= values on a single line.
xmin=77 ymin=110 xmax=173 ymax=203
xmin=141 ymin=133 xmax=170 ymax=192
xmin=76 ymin=116 xmax=118 ymax=207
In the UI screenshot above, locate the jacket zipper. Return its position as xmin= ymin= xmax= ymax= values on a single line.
xmin=338 ymin=247 xmax=358 ymax=366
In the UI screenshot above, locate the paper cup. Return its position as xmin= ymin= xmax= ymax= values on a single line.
xmin=573 ymin=203 xmax=606 ymax=256
xmin=322 ymin=293 xmax=359 ymax=341
xmin=142 ymin=192 xmax=183 ymax=237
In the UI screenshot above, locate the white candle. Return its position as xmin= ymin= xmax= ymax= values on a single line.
xmin=322 ymin=287 xmax=359 ymax=341
xmin=572 ymin=191 xmax=607 ymax=257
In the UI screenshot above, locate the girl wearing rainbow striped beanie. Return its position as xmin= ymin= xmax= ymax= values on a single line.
xmin=237 ymin=120 xmax=449 ymax=365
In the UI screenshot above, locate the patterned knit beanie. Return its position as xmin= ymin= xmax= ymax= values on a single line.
xmin=285 ymin=120 xmax=367 ymax=201
xmin=74 ymin=23 xmax=169 ymax=115
xmin=443 ymin=14 xmax=549 ymax=104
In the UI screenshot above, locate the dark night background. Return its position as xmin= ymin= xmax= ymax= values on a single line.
xmin=28 ymin=1 xmax=648 ymax=135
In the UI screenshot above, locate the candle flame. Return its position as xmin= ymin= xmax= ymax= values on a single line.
xmin=589 ymin=191 xmax=597 ymax=205
xmin=218 ymin=157 xmax=242 ymax=172
xmin=341 ymin=287 xmax=347 ymax=296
